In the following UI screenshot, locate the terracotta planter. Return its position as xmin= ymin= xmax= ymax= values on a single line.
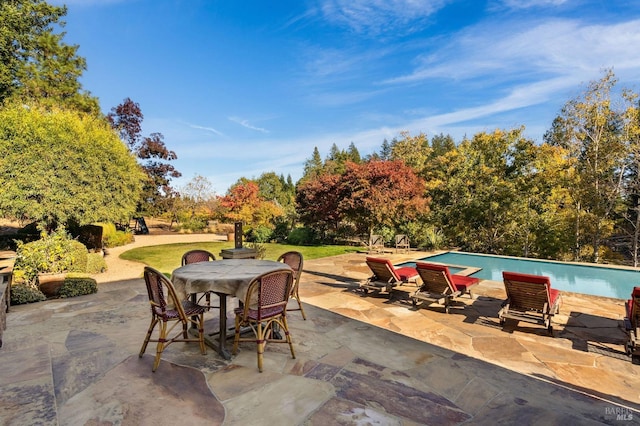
xmin=227 ymin=233 xmax=234 ymax=242
xmin=38 ymin=273 xmax=66 ymax=298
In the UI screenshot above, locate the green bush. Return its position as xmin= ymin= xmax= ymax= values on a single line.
xmin=10 ymin=283 xmax=46 ymax=305
xmin=14 ymin=229 xmax=89 ymax=284
xmin=86 ymin=252 xmax=107 ymax=274
xmin=99 ymin=222 xmax=135 ymax=248
xmin=287 ymin=227 xmax=314 ymax=245
xmin=177 ymin=216 xmax=208 ymax=233
xmin=58 ymin=276 xmax=98 ymax=298
xmin=68 ymin=240 xmax=88 ymax=272
xmin=246 ymin=225 xmax=273 ymax=243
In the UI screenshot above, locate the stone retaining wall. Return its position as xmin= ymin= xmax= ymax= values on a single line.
xmin=0 ymin=251 xmax=15 ymax=348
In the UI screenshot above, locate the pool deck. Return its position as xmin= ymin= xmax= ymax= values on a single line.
xmin=1 ymin=244 xmax=640 ymax=424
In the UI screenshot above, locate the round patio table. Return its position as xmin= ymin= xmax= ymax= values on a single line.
xmin=171 ymin=259 xmax=291 ymax=359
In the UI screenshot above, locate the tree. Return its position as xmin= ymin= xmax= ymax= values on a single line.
xmin=390 ymin=131 xmax=431 ymax=176
xmin=301 ymin=147 xmax=323 ymax=183
xmin=218 ymin=181 xmax=282 ymax=228
xmin=338 ymin=160 xmax=428 ymax=239
xmin=296 ymin=173 xmax=343 ymax=240
xmin=430 ymin=133 xmax=456 ymax=158
xmin=107 ymin=98 xmax=181 ymax=215
xmin=0 ymin=103 xmax=144 ymax=229
xmin=0 ymin=0 xmax=98 ymax=112
xmin=544 ymin=70 xmax=628 ymax=262
xmin=619 ymin=90 xmax=640 ymax=265
xmin=428 ymin=128 xmax=572 ymax=257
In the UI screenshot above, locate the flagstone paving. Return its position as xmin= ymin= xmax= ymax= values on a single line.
xmin=1 ymin=236 xmax=639 ymax=424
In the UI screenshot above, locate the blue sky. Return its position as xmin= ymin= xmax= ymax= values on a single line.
xmin=51 ymin=0 xmax=640 ymax=194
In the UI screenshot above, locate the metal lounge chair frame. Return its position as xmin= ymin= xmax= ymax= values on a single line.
xmin=498 ymin=271 xmax=561 ymax=336
xmin=411 ymin=262 xmax=480 ymax=313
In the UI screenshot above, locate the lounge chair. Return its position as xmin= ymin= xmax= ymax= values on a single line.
xmin=368 ymin=234 xmax=384 ymax=254
xmin=395 ymin=234 xmax=410 ymax=253
xmin=360 ymin=257 xmax=419 ymax=298
xmin=625 ymin=287 xmax=640 ymax=363
xmin=498 ymin=271 xmax=561 ymax=335
xmin=411 ymin=262 xmax=480 ymax=313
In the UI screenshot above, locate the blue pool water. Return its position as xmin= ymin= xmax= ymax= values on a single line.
xmin=406 ymin=252 xmax=640 ymax=300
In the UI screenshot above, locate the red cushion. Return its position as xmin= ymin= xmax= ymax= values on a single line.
xmin=395 ymin=266 xmax=418 ymax=282
xmin=502 ymin=271 xmax=551 ymax=286
xmin=450 ymin=275 xmax=479 ymax=292
xmin=627 ymin=299 xmax=634 ymax=318
xmin=549 ymin=288 xmax=561 ymax=306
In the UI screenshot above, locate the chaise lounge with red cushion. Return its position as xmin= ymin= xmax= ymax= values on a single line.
xmin=411 ymin=262 xmax=480 ymax=313
xmin=498 ymin=271 xmax=561 ymax=336
xmin=360 ymin=257 xmax=419 ymax=299
xmin=624 ymin=286 xmax=640 ymax=363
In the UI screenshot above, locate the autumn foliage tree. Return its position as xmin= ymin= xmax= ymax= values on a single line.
xmin=338 ymin=160 xmax=428 ymax=238
xmin=296 ymin=159 xmax=428 ymax=242
xmin=296 ymin=173 xmax=343 ymax=240
xmin=218 ymin=181 xmax=283 ymax=228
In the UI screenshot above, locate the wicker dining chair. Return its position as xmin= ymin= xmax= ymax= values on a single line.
xmin=181 ymin=249 xmax=216 ymax=265
xmin=232 ymin=269 xmax=295 ymax=372
xmin=181 ymin=249 xmax=217 ymax=308
xmin=139 ymin=266 xmax=207 ymax=372
xmin=277 ymin=251 xmax=306 ymax=320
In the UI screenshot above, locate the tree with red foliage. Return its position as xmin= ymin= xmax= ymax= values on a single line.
xmin=296 ymin=159 xmax=429 ymax=242
xmin=338 ymin=160 xmax=429 ymax=239
xmin=296 ymin=173 xmax=342 ymax=240
xmin=107 ymin=98 xmax=181 ymax=215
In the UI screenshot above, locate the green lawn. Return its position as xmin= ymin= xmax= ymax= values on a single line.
xmin=119 ymin=242 xmax=362 ymax=275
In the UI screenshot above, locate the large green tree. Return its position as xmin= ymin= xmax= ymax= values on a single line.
xmin=0 ymin=103 xmax=144 ymax=228
xmin=428 ymin=128 xmax=571 ymax=257
xmin=545 ymin=70 xmax=629 ymax=262
xmin=0 ymin=0 xmax=98 ymax=112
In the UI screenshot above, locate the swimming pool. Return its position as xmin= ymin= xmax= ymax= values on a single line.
xmin=405 ymin=252 xmax=640 ymax=300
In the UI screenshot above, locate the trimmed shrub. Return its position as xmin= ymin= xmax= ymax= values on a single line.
xmin=58 ymin=276 xmax=98 ymax=298
xmin=10 ymin=283 xmax=46 ymax=305
xmin=86 ymin=252 xmax=107 ymax=274
xmin=98 ymin=222 xmax=134 ymax=248
xmin=287 ymin=227 xmax=316 ymax=245
xmin=15 ymin=229 xmax=89 ymax=284
xmin=177 ymin=214 xmax=209 ymax=233
xmin=68 ymin=240 xmax=88 ymax=273
xmin=246 ymin=225 xmax=273 ymax=243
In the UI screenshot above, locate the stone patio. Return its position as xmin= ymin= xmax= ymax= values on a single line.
xmin=1 ymin=248 xmax=639 ymax=424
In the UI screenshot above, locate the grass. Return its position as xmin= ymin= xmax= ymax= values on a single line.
xmin=119 ymin=242 xmax=362 ymax=275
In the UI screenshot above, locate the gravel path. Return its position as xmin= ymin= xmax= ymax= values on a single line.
xmin=95 ymin=233 xmax=226 ymax=283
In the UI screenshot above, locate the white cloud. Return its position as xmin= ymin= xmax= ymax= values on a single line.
xmin=320 ymin=0 xmax=452 ymax=36
xmin=500 ymin=0 xmax=569 ymax=9
xmin=186 ymin=123 xmax=225 ymax=137
xmin=228 ymin=117 xmax=270 ymax=133
xmin=384 ymin=18 xmax=640 ymax=89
